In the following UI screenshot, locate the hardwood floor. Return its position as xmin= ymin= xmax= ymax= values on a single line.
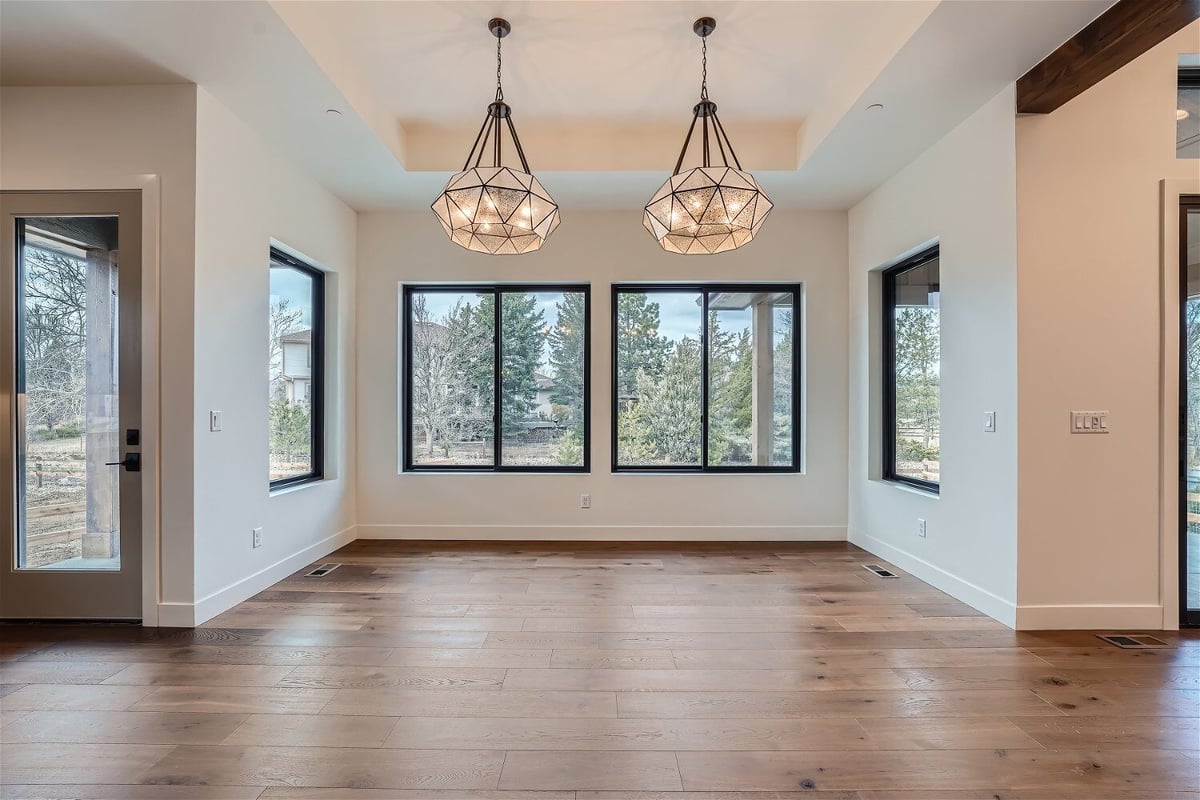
xmin=1 ymin=541 xmax=1197 ymax=798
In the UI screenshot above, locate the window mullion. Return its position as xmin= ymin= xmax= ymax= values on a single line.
xmin=493 ymin=288 xmax=503 ymax=470
xmin=700 ymin=288 xmax=710 ymax=470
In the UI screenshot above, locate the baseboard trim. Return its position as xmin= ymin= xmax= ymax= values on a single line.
xmin=356 ymin=524 xmax=847 ymax=542
xmin=154 ymin=525 xmax=356 ymax=628
xmin=848 ymin=527 xmax=1017 ymax=628
xmin=1015 ymin=603 xmax=1166 ymax=630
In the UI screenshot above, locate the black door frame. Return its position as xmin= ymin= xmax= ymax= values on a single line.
xmin=1179 ymin=195 xmax=1200 ymax=628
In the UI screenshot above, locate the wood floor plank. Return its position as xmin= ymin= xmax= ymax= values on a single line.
xmin=1008 ymin=714 xmax=1200 ymax=751
xmin=0 ymin=742 xmax=175 ymax=784
xmin=1031 ymin=686 xmax=1200 ymax=716
xmin=498 ymin=751 xmax=682 ymax=791
xmin=675 ymin=748 xmax=1200 ymax=791
xmin=669 ymin=647 xmax=1050 ymax=670
xmin=0 ymin=786 xmax=266 ymax=799
xmin=278 ymin=665 xmax=506 ymax=690
xmin=101 ymin=663 xmax=296 ymax=686
xmin=0 ymin=684 xmax=156 ymax=711
xmin=321 ymin=688 xmax=618 ymax=718
xmin=221 ymin=713 xmax=400 ymax=748
xmin=617 ymin=689 xmax=1066 ymax=718
xmin=383 ymin=716 xmax=874 ymax=751
xmin=383 ymin=647 xmax=551 ymax=668
xmin=0 ymin=660 xmax=130 ymax=684
xmin=257 ymin=789 xmax=572 ymax=799
xmin=0 ymin=710 xmax=248 ymax=745
xmin=855 ymin=716 xmax=1045 ymax=750
xmin=128 ymin=686 xmax=336 ymax=714
xmin=549 ymin=650 xmax=677 ymax=669
xmin=503 ymin=668 xmax=906 ymax=692
xmin=14 ymin=643 xmax=398 ymax=666
xmin=521 ymin=618 xmax=842 ymax=634
xmin=140 ymin=745 xmax=505 ymax=789
xmin=893 ymin=665 xmax=1200 ymax=691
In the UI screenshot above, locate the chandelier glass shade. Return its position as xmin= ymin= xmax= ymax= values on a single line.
xmin=432 ymin=19 xmax=559 ymax=255
xmin=644 ymin=17 xmax=771 ymax=255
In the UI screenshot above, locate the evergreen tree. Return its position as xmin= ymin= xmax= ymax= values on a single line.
xmin=624 ymin=337 xmax=703 ymax=464
xmin=547 ymin=292 xmax=586 ymax=435
xmin=615 ymin=293 xmax=671 ymax=401
xmin=894 ymin=306 xmax=940 ymax=458
xmin=498 ymin=292 xmax=545 ymax=440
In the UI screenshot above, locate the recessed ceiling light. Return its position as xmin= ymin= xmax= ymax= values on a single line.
xmin=867 ymin=103 xmax=884 ymax=113
xmin=325 ymin=108 xmax=343 ymax=117
xmin=1179 ymin=108 xmax=1190 ymax=121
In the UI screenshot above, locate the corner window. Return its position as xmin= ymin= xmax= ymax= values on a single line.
xmin=882 ymin=246 xmax=940 ymax=492
xmin=403 ymin=285 xmax=590 ymax=472
xmin=1180 ymin=66 xmax=1199 ymax=159
xmin=612 ymin=284 xmax=800 ymax=472
xmin=269 ymin=248 xmax=324 ymax=488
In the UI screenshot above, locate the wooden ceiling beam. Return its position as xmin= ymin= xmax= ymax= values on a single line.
xmin=1016 ymin=0 xmax=1200 ymax=114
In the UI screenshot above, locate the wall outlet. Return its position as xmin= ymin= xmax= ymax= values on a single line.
xmin=580 ymin=494 xmax=591 ymax=509
xmin=917 ymin=518 xmax=927 ymax=538
xmin=210 ymin=410 xmax=223 ymax=432
xmin=252 ymin=527 xmax=263 ymax=548
xmin=983 ymin=411 xmax=996 ymax=433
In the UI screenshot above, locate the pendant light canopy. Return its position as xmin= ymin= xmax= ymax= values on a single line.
xmin=432 ymin=18 xmax=560 ymax=255
xmin=643 ymin=17 xmax=772 ymax=255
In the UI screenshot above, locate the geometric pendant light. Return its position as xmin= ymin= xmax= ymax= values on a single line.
xmin=431 ymin=18 xmax=560 ymax=255
xmin=643 ymin=17 xmax=772 ymax=255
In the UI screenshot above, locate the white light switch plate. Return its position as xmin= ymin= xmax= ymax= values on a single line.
xmin=210 ymin=410 xmax=223 ymax=432
xmin=983 ymin=411 xmax=996 ymax=433
xmin=1070 ymin=410 xmax=1109 ymax=434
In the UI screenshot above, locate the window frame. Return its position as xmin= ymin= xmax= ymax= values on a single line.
xmin=401 ymin=283 xmax=592 ymax=474
xmin=610 ymin=282 xmax=802 ymax=474
xmin=881 ymin=244 xmax=941 ymax=495
xmin=269 ymin=247 xmax=325 ymax=491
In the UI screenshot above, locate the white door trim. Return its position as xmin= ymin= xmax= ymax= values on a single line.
xmin=1160 ymin=177 xmax=1200 ymax=631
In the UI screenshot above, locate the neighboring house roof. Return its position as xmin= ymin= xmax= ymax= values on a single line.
xmin=279 ymin=329 xmax=311 ymax=344
xmin=534 ymin=371 xmax=554 ymax=390
xmin=412 ymin=320 xmax=450 ymax=347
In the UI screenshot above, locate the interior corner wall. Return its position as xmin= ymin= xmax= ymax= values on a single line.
xmin=0 ymin=84 xmax=200 ymax=623
xmin=355 ymin=209 xmax=848 ymax=541
xmin=848 ymin=86 xmax=1019 ymax=626
xmin=1014 ymin=22 xmax=1200 ymax=631
xmin=191 ymin=88 xmax=357 ymax=624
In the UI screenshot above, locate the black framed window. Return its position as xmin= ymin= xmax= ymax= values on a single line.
xmin=1179 ymin=67 xmax=1199 ymax=159
xmin=882 ymin=246 xmax=940 ymax=493
xmin=268 ymin=248 xmax=324 ymax=489
xmin=612 ymin=284 xmax=800 ymax=472
xmin=403 ymin=284 xmax=590 ymax=472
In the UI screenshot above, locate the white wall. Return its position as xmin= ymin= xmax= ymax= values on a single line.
xmin=191 ymin=89 xmax=357 ymax=622
xmin=0 ymin=85 xmax=199 ymax=622
xmin=356 ymin=210 xmax=848 ymax=541
xmin=1015 ymin=23 xmax=1200 ymax=630
xmin=848 ymin=86 xmax=1020 ymax=625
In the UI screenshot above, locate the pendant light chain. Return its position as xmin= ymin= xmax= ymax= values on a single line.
xmin=700 ymin=35 xmax=708 ymax=100
xmin=496 ymin=34 xmax=504 ymax=102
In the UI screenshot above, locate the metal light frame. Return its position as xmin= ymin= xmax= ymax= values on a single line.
xmin=431 ymin=18 xmax=560 ymax=255
xmin=643 ymin=17 xmax=772 ymax=255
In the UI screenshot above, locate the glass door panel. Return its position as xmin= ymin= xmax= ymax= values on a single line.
xmin=17 ymin=217 xmax=120 ymax=570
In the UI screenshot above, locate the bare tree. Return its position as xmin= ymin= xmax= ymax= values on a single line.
xmin=23 ymin=246 xmax=86 ymax=431
xmin=268 ymin=298 xmax=303 ymax=402
xmin=410 ymin=295 xmax=456 ymax=458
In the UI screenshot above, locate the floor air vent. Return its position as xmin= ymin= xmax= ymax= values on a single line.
xmin=305 ymin=563 xmax=340 ymax=577
xmin=1096 ymin=633 xmax=1170 ymax=649
xmin=862 ymin=563 xmax=900 ymax=579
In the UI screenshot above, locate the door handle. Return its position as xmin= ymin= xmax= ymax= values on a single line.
xmin=105 ymin=452 xmax=141 ymax=472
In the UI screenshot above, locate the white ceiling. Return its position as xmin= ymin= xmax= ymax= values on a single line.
xmin=0 ymin=0 xmax=1113 ymax=211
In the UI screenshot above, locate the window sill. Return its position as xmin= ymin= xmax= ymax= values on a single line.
xmin=878 ymin=478 xmax=940 ymax=499
xmin=270 ymin=477 xmax=325 ymax=497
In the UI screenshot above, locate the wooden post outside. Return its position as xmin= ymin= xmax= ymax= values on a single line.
xmin=82 ymin=248 xmax=118 ymax=560
xmin=751 ymin=298 xmax=774 ymax=466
